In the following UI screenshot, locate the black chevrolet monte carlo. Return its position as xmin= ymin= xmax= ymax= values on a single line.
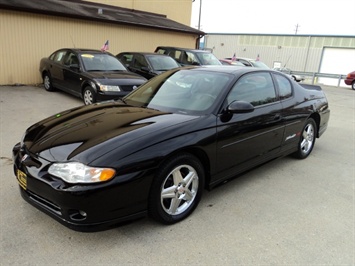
xmin=13 ymin=66 xmax=330 ymax=231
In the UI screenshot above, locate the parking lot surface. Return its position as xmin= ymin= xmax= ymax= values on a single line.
xmin=0 ymin=84 xmax=354 ymax=265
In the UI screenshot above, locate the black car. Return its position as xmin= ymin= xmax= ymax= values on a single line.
xmin=13 ymin=66 xmax=330 ymax=231
xmin=116 ymin=52 xmax=180 ymax=80
xmin=39 ymin=48 xmax=147 ymax=105
xmin=155 ymin=46 xmax=222 ymax=66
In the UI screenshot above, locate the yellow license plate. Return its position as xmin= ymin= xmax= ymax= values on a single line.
xmin=17 ymin=169 xmax=27 ymax=190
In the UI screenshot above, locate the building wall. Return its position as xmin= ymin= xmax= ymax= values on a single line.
xmin=204 ymin=34 xmax=355 ymax=73
xmin=0 ymin=9 xmax=197 ymax=85
xmin=87 ymin=0 xmax=192 ymax=26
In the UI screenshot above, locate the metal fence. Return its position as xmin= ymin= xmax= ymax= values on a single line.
xmin=284 ymin=70 xmax=348 ymax=87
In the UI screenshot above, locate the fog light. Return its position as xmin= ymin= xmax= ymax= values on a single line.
xmin=69 ymin=209 xmax=87 ymax=221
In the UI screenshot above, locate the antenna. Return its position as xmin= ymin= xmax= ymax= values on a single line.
xmin=284 ymin=55 xmax=292 ymax=67
xmin=70 ymin=35 xmax=76 ymax=48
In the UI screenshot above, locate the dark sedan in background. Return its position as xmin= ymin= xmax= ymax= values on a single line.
xmin=39 ymin=48 xmax=147 ymax=105
xmin=13 ymin=66 xmax=330 ymax=231
xmin=155 ymin=46 xmax=222 ymax=66
xmin=116 ymin=52 xmax=180 ymax=79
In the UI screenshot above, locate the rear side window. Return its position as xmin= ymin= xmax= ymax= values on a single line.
xmin=169 ymin=50 xmax=181 ymax=62
xmin=274 ymin=74 xmax=292 ymax=100
xmin=51 ymin=51 xmax=67 ymax=64
xmin=155 ymin=48 xmax=166 ymax=54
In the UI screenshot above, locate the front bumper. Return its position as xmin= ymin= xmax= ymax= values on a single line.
xmin=95 ymin=90 xmax=129 ymax=102
xmin=13 ymin=142 xmax=152 ymax=232
xmin=344 ymin=79 xmax=353 ymax=86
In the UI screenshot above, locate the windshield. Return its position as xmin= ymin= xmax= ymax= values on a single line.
xmin=147 ymin=55 xmax=180 ymax=71
xmin=81 ymin=53 xmax=127 ymax=71
xmin=195 ymin=52 xmax=222 ymax=65
xmin=123 ymin=69 xmax=232 ymax=114
xmin=251 ymin=61 xmax=270 ymax=69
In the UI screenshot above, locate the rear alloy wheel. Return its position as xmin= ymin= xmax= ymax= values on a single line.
xmin=43 ymin=73 xmax=54 ymax=91
xmin=293 ymin=118 xmax=317 ymax=159
xmin=83 ymin=87 xmax=96 ymax=105
xmin=148 ymin=153 xmax=204 ymax=224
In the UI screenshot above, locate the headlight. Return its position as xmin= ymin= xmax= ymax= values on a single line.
xmin=48 ymin=162 xmax=115 ymax=183
xmin=99 ymin=85 xmax=121 ymax=92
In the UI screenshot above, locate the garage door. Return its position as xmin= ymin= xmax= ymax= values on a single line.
xmin=318 ymin=47 xmax=355 ymax=87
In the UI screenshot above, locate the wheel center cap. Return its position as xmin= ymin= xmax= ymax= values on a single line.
xmin=177 ymin=185 xmax=185 ymax=194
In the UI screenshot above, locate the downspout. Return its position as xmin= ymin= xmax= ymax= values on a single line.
xmin=196 ymin=34 xmax=204 ymax=49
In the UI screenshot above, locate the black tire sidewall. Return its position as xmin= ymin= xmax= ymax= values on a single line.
xmin=148 ymin=153 xmax=205 ymax=224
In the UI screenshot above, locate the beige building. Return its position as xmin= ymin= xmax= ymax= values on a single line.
xmin=204 ymin=33 xmax=355 ymax=86
xmin=0 ymin=0 xmax=203 ymax=85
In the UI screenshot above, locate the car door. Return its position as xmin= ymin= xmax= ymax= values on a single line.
xmin=273 ymin=73 xmax=305 ymax=153
xmin=61 ymin=51 xmax=83 ymax=97
xmin=49 ymin=50 xmax=67 ymax=88
xmin=215 ymin=72 xmax=285 ymax=181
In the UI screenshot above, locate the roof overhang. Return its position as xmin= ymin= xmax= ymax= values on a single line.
xmin=0 ymin=0 xmax=205 ymax=36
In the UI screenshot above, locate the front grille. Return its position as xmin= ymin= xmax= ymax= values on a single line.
xmin=120 ymin=85 xmax=136 ymax=92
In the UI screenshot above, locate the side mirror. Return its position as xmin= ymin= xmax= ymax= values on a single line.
xmin=141 ymin=66 xmax=150 ymax=72
xmin=227 ymin=100 xmax=254 ymax=113
xmin=69 ymin=64 xmax=79 ymax=70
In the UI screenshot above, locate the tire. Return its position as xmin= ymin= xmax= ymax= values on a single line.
xmin=83 ymin=86 xmax=96 ymax=105
xmin=43 ymin=73 xmax=54 ymax=91
xmin=352 ymin=81 xmax=355 ymax=90
xmin=148 ymin=153 xmax=205 ymax=224
xmin=293 ymin=118 xmax=317 ymax=159
xmin=292 ymin=76 xmax=297 ymax=81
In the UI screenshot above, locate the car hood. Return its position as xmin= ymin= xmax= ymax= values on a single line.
xmin=86 ymin=71 xmax=146 ymax=84
xmin=23 ymin=102 xmax=201 ymax=164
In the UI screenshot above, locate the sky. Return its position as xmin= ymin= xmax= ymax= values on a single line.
xmin=190 ymin=0 xmax=355 ymax=35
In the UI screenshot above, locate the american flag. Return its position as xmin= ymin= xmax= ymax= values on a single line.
xmin=231 ymin=53 xmax=236 ymax=61
xmin=101 ymin=40 xmax=109 ymax=52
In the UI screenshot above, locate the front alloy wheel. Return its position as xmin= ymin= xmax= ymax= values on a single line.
xmin=293 ymin=118 xmax=317 ymax=159
xmin=352 ymin=81 xmax=355 ymax=90
xmin=149 ymin=153 xmax=204 ymax=224
xmin=83 ymin=87 xmax=96 ymax=105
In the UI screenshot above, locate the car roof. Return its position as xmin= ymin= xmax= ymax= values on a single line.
xmin=156 ymin=46 xmax=211 ymax=53
xmin=117 ymin=52 xmax=171 ymax=56
xmin=56 ymin=48 xmax=113 ymax=55
xmin=184 ymin=65 xmax=267 ymax=74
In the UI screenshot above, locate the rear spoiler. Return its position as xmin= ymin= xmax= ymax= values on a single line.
xmin=299 ymin=84 xmax=322 ymax=91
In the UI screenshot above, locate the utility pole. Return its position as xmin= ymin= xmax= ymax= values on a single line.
xmin=295 ymin=23 xmax=300 ymax=34
xmin=198 ymin=0 xmax=202 ymax=31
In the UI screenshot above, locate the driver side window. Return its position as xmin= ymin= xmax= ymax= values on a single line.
xmin=227 ymin=72 xmax=277 ymax=107
xmin=63 ymin=52 xmax=79 ymax=66
xmin=133 ymin=54 xmax=148 ymax=68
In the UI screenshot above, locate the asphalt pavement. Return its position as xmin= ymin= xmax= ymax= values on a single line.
xmin=0 ymin=84 xmax=354 ymax=265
